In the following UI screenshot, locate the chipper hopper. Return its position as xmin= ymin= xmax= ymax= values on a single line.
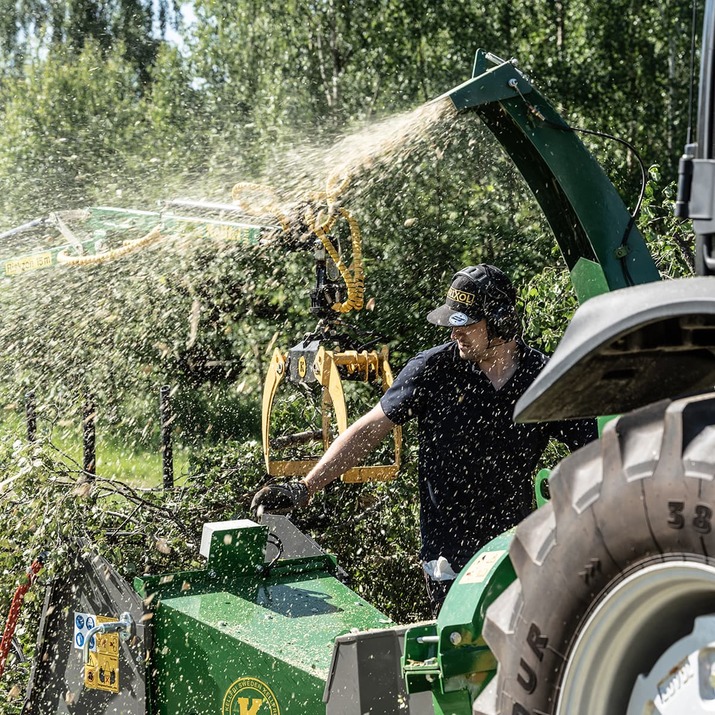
xmin=24 ymin=515 xmax=433 ymax=714
xmin=13 ymin=4 xmax=715 ymax=713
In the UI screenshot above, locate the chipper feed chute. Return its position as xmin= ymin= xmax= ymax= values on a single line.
xmin=23 ymin=546 xmax=149 ymax=714
xmin=23 ymin=516 xmax=432 ymax=714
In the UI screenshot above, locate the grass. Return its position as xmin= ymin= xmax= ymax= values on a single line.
xmin=0 ymin=406 xmax=190 ymax=488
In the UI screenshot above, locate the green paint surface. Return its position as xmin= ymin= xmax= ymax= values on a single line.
xmin=146 ymin=567 xmax=391 ymax=713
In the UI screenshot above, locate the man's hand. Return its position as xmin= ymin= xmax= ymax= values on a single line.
xmin=250 ymin=480 xmax=309 ymax=515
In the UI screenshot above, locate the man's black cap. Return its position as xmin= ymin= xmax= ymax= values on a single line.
xmin=427 ymin=264 xmax=515 ymax=327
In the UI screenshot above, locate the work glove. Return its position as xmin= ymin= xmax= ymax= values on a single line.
xmin=250 ymin=480 xmax=310 ymax=515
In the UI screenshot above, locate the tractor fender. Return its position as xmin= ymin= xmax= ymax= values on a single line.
xmin=515 ymin=276 xmax=715 ymax=422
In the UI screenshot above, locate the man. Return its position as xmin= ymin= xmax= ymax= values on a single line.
xmin=252 ymin=264 xmax=597 ymax=614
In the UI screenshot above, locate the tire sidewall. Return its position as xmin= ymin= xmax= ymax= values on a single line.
xmin=480 ymin=394 xmax=715 ymax=715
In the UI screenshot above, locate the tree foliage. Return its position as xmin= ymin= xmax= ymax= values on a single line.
xmin=0 ymin=2 xmax=703 ymax=708
xmin=0 ymin=0 xmax=177 ymax=80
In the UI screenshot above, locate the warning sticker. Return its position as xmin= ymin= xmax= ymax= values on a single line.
xmin=84 ymin=645 xmax=120 ymax=694
xmin=81 ymin=614 xmax=120 ymax=694
xmin=459 ymin=550 xmax=506 ymax=585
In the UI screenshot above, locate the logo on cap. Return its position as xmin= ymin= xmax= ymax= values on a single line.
xmin=449 ymin=312 xmax=469 ymax=326
xmin=447 ymin=287 xmax=475 ymax=306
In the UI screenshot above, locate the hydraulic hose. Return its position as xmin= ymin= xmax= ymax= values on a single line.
xmin=57 ymin=225 xmax=163 ymax=266
xmin=0 ymin=557 xmax=43 ymax=680
xmin=305 ymin=205 xmax=364 ymax=313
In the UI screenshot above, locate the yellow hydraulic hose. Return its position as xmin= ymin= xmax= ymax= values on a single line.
xmin=304 ymin=205 xmax=364 ymax=313
xmin=56 ymin=225 xmax=163 ymax=266
xmin=231 ymin=174 xmax=365 ymax=316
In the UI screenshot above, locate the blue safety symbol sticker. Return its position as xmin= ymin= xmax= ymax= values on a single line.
xmin=73 ymin=611 xmax=98 ymax=652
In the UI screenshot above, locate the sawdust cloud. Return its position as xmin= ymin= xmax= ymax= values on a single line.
xmin=261 ymin=97 xmax=458 ymax=209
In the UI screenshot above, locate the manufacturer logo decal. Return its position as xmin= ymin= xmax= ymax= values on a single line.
xmin=449 ymin=312 xmax=469 ymax=326
xmin=4 ymin=252 xmax=53 ymax=276
xmin=222 ymin=677 xmax=280 ymax=715
xmin=297 ymin=355 xmax=307 ymax=378
xmin=447 ymin=287 xmax=475 ymax=305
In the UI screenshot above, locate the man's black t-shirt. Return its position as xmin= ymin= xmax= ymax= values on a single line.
xmin=380 ymin=340 xmax=597 ymax=571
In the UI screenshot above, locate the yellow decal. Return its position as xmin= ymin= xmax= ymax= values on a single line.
xmin=4 ymin=252 xmax=53 ymax=276
xmin=223 ymin=677 xmax=280 ymax=715
xmin=447 ymin=287 xmax=475 ymax=306
xmin=297 ymin=355 xmax=307 ymax=379
xmin=206 ymin=225 xmax=253 ymax=242
xmin=83 ymin=615 xmax=120 ymax=693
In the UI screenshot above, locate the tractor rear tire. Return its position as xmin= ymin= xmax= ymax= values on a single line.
xmin=473 ymin=392 xmax=715 ymax=715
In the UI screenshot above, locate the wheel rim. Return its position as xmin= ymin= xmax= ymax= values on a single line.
xmin=556 ymin=559 xmax=715 ymax=715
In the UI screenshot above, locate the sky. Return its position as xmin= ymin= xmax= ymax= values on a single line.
xmin=156 ymin=1 xmax=196 ymax=53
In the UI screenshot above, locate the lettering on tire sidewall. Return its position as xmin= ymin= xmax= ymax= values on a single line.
xmin=222 ymin=677 xmax=281 ymax=715
xmin=667 ymin=500 xmax=713 ymax=534
xmin=512 ymin=622 xmax=549 ymax=713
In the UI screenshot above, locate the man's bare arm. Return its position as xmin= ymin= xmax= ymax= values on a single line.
xmin=302 ymin=403 xmax=396 ymax=496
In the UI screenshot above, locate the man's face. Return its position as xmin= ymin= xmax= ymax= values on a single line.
xmin=450 ymin=319 xmax=490 ymax=361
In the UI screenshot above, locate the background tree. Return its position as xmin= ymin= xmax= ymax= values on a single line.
xmin=0 ymin=0 xmax=178 ymax=80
